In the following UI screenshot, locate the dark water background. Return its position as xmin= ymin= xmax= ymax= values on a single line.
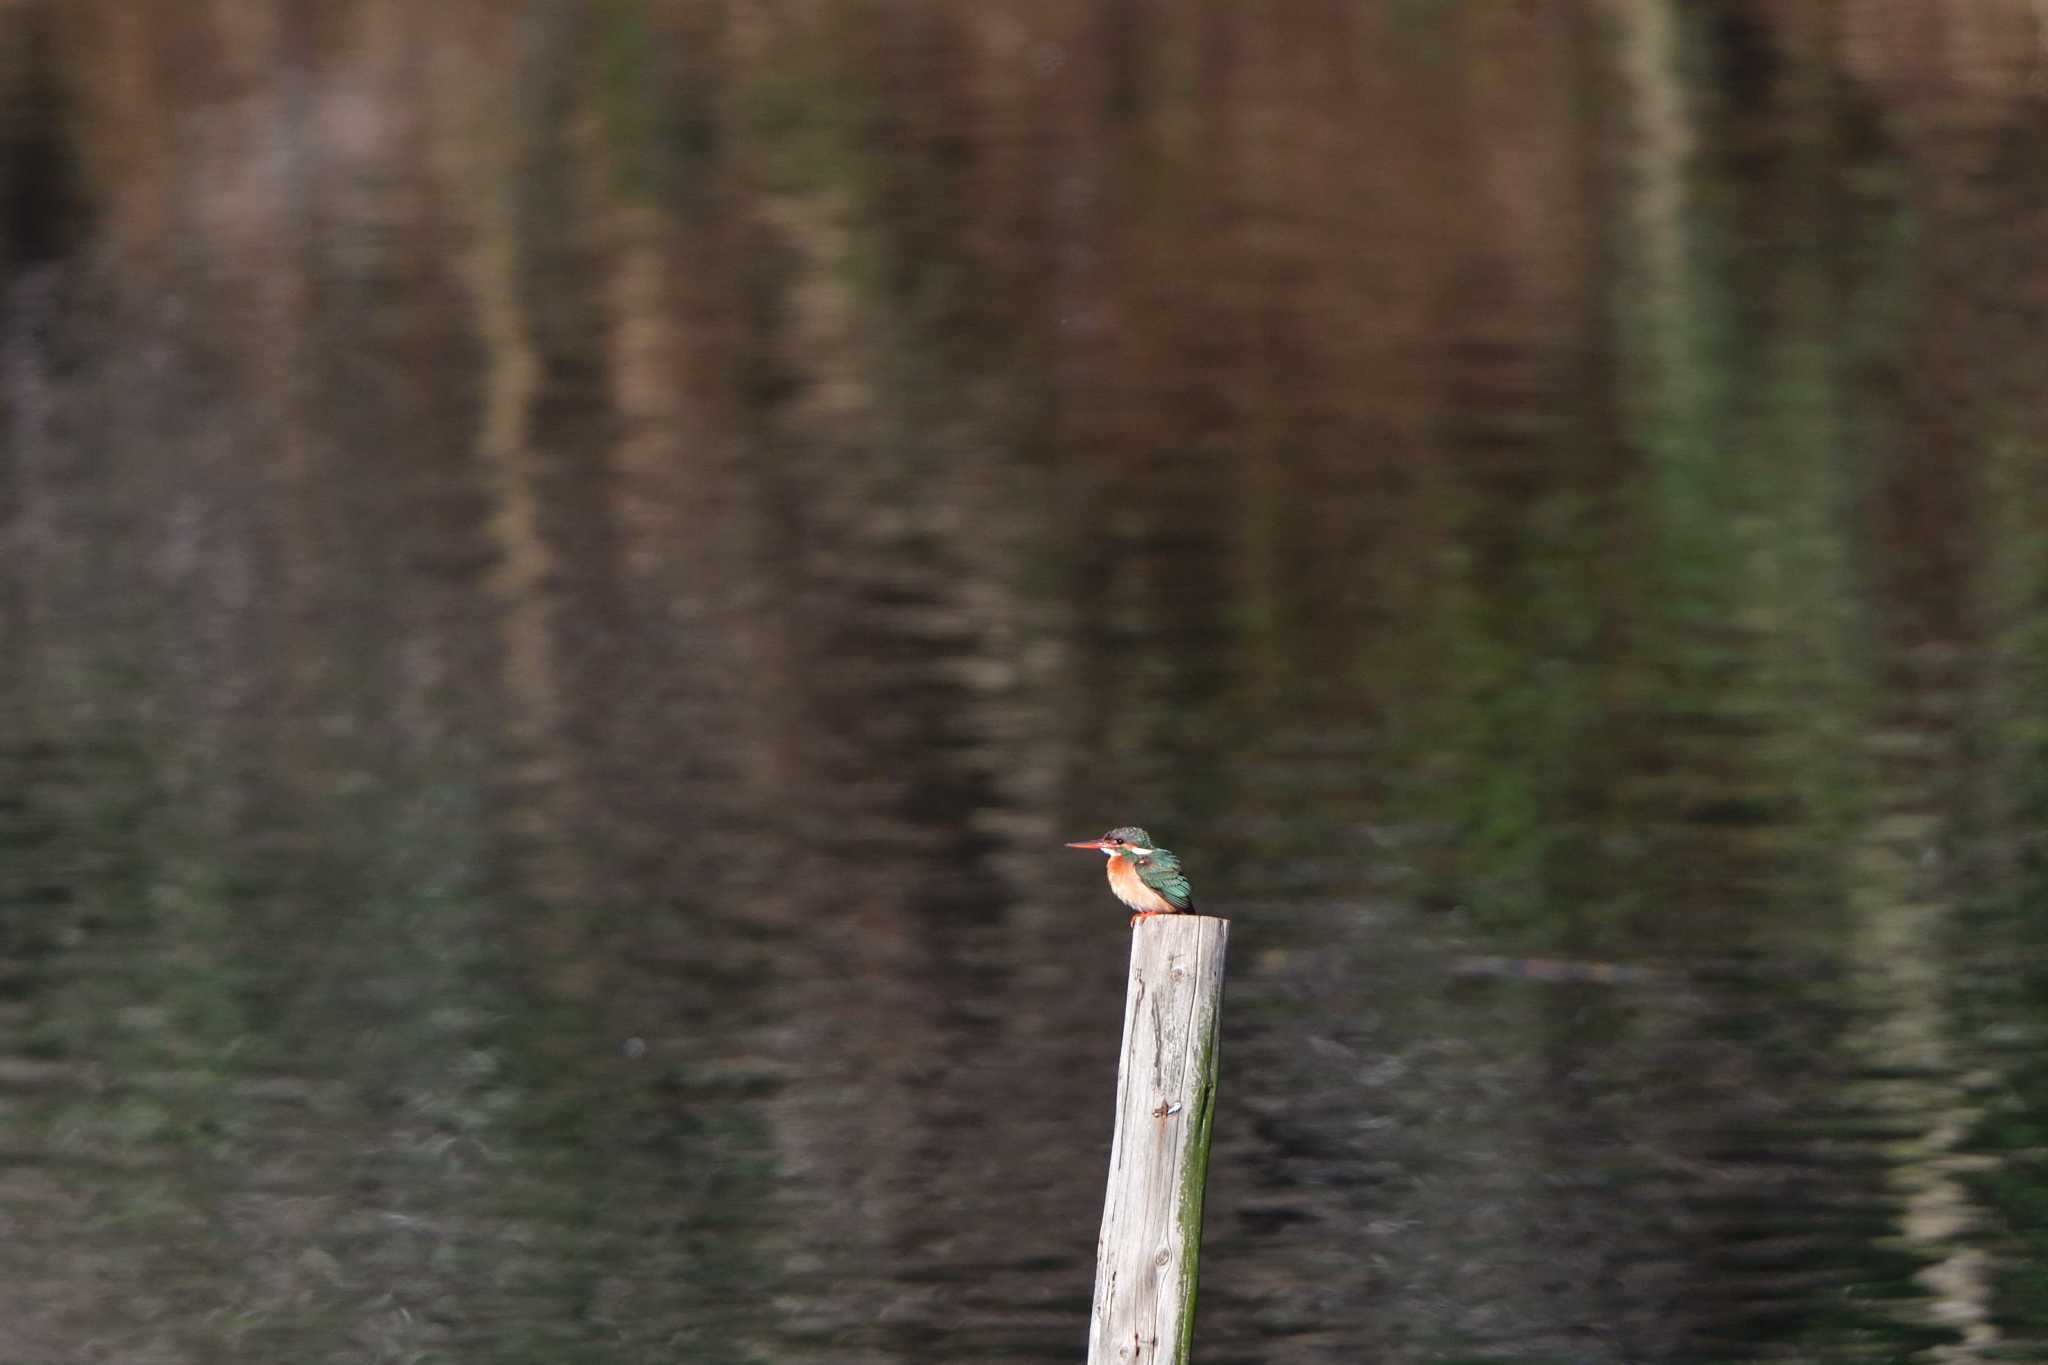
xmin=7 ymin=3 xmax=2048 ymax=1361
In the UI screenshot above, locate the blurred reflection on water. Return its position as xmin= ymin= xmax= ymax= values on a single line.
xmin=5 ymin=2 xmax=2048 ymax=1361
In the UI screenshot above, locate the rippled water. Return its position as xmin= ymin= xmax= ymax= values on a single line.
xmin=6 ymin=3 xmax=2048 ymax=1362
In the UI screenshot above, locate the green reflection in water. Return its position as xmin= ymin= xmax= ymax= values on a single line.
xmin=1958 ymin=409 xmax=2048 ymax=1346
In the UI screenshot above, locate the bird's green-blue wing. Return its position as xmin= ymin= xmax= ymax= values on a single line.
xmin=1136 ymin=849 xmax=1194 ymax=911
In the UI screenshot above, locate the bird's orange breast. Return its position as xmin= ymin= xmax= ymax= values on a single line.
xmin=1106 ymin=855 xmax=1177 ymax=914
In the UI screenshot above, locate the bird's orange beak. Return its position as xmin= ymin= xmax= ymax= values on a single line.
xmin=1065 ymin=839 xmax=1110 ymax=850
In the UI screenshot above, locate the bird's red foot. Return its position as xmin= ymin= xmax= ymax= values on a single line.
xmin=1129 ymin=911 xmax=1164 ymax=927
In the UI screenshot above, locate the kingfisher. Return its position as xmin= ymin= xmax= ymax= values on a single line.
xmin=1065 ymin=826 xmax=1195 ymax=926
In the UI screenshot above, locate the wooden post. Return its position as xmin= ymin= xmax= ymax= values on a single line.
xmin=1088 ymin=914 xmax=1230 ymax=1365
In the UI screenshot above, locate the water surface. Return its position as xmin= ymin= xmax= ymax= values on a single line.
xmin=5 ymin=3 xmax=2048 ymax=1362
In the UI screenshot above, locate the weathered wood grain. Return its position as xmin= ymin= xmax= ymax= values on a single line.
xmin=1087 ymin=914 xmax=1230 ymax=1365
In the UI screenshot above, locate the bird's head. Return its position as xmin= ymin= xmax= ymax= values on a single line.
xmin=1065 ymin=826 xmax=1155 ymax=859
